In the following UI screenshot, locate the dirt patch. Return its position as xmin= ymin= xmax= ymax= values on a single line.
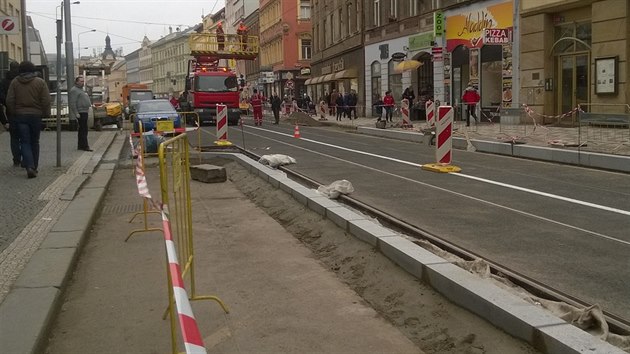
xmin=221 ymin=159 xmax=539 ymax=354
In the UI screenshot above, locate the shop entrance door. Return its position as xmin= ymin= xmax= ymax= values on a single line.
xmin=558 ymin=54 xmax=589 ymax=116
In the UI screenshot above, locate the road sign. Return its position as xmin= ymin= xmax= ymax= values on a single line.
xmin=0 ymin=17 xmax=18 ymax=35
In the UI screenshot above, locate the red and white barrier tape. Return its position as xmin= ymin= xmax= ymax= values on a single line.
xmin=129 ymin=134 xmax=207 ymax=354
xmin=129 ymin=135 xmax=153 ymax=200
xmin=161 ymin=205 xmax=207 ymax=354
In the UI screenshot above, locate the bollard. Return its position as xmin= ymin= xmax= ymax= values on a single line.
xmin=401 ymin=99 xmax=412 ymax=128
xmin=214 ymin=104 xmax=232 ymax=146
xmin=426 ymin=99 xmax=435 ymax=127
xmin=422 ymin=105 xmax=461 ymax=173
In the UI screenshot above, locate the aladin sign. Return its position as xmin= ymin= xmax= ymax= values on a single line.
xmin=445 ymin=1 xmax=513 ymax=51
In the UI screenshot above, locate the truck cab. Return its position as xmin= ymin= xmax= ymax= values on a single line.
xmin=185 ymin=68 xmax=241 ymax=125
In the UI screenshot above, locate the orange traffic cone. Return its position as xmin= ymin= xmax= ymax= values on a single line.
xmin=293 ymin=124 xmax=301 ymax=138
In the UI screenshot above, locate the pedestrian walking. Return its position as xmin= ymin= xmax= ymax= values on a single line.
xmin=0 ymin=61 xmax=21 ymax=166
xmin=402 ymin=87 xmax=416 ymax=103
xmin=462 ymin=81 xmax=480 ymax=126
xmin=271 ymin=92 xmax=281 ymax=124
xmin=250 ymin=88 xmax=264 ymax=126
xmin=6 ymin=60 xmax=50 ymax=178
xmin=347 ymin=90 xmax=358 ymax=119
xmin=216 ymin=22 xmax=225 ymax=51
xmin=68 ymin=76 xmax=93 ymax=151
xmin=330 ymin=89 xmax=338 ymax=117
xmin=383 ymin=90 xmax=395 ymax=122
xmin=342 ymin=91 xmax=351 ymax=119
xmin=335 ymin=93 xmax=344 ymax=121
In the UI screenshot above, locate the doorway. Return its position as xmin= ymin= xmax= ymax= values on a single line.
xmin=558 ymin=53 xmax=589 ymax=116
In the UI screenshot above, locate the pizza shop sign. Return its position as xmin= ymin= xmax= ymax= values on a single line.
xmin=483 ymin=28 xmax=512 ymax=45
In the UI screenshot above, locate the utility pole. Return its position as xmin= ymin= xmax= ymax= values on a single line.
xmin=56 ymin=18 xmax=63 ymax=167
xmin=20 ymin=0 xmax=28 ymax=61
xmin=64 ymin=1 xmax=75 ymax=89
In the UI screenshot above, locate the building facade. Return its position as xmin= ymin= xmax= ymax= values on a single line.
xmin=259 ymin=0 xmax=311 ymax=99
xmin=520 ymin=0 xmax=629 ymax=123
xmin=362 ymin=0 xmax=435 ymax=117
xmin=0 ymin=0 xmax=25 ymax=69
xmin=138 ymin=36 xmax=153 ymax=90
xmin=107 ymin=60 xmax=126 ymax=102
xmin=309 ymin=0 xmax=364 ymax=112
xmin=125 ymin=48 xmax=141 ymax=84
xmin=150 ymin=27 xmax=191 ymax=97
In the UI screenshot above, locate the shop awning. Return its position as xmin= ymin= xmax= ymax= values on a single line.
xmin=321 ymin=74 xmax=334 ymax=82
xmin=304 ymin=78 xmax=313 ymax=85
xmin=333 ymin=68 xmax=358 ymax=79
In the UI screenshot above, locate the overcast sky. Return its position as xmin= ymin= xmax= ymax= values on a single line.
xmin=27 ymin=0 xmax=225 ymax=58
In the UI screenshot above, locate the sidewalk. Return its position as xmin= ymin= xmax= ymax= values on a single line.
xmin=308 ymin=114 xmax=630 ymax=157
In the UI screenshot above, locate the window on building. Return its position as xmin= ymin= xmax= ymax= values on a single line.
xmin=390 ymin=0 xmax=397 ymax=18
xmin=323 ymin=18 xmax=328 ymax=47
xmin=300 ymin=0 xmax=311 ymax=19
xmin=338 ymin=8 xmax=343 ymax=40
xmin=301 ymin=38 xmax=312 ymax=60
xmin=553 ymin=21 xmax=592 ymax=54
xmin=330 ymin=14 xmax=335 ymax=43
xmin=410 ymin=1 xmax=418 ymax=16
xmin=356 ymin=1 xmax=361 ymax=32
xmin=387 ymin=59 xmax=402 ymax=101
xmin=346 ymin=4 xmax=352 ymax=36
xmin=373 ymin=0 xmax=381 ymax=27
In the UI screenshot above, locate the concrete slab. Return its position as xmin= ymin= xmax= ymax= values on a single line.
xmin=190 ymin=164 xmax=227 ymax=183
xmin=51 ymin=188 xmax=104 ymax=232
xmin=60 ymin=175 xmax=88 ymax=201
xmin=0 ymin=287 xmax=60 ymax=354
xmin=348 ymin=219 xmax=398 ymax=246
xmin=14 ymin=248 xmax=77 ymax=288
xmin=83 ymin=169 xmax=114 ymax=189
xmin=325 ymin=206 xmax=366 ymax=231
xmin=306 ymin=196 xmax=340 ymax=216
xmin=377 ymin=236 xmax=449 ymax=279
xmin=39 ymin=230 xmax=84 ymax=249
xmin=291 ymin=185 xmax=320 ymax=206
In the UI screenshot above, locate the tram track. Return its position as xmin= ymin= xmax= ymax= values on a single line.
xmin=230 ymin=145 xmax=630 ymax=339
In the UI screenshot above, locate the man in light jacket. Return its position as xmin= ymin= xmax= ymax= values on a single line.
xmin=68 ymin=76 xmax=92 ymax=151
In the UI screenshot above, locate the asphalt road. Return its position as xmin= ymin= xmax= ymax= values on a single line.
xmin=194 ymin=122 xmax=630 ymax=321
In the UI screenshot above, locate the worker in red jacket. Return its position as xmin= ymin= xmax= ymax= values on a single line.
xmin=250 ymin=88 xmax=264 ymax=126
xmin=383 ymin=90 xmax=395 ymax=122
xmin=462 ymin=82 xmax=480 ymax=126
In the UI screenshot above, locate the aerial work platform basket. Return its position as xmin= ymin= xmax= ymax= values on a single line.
xmin=189 ymin=33 xmax=259 ymax=60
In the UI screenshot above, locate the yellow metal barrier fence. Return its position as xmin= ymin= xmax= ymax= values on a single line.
xmin=158 ymin=133 xmax=229 ymax=352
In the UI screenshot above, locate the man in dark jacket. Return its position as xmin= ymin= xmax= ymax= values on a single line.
xmin=6 ymin=61 xmax=50 ymax=178
xmin=0 ymin=61 xmax=21 ymax=166
xmin=271 ymin=92 xmax=282 ymax=124
xmin=68 ymin=76 xmax=93 ymax=151
xmin=347 ymin=90 xmax=358 ymax=119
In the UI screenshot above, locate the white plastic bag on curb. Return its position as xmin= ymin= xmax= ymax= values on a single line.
xmin=258 ymin=154 xmax=297 ymax=168
xmin=317 ymin=180 xmax=354 ymax=199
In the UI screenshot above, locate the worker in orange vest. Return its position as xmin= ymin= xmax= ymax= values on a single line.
xmin=237 ymin=22 xmax=248 ymax=50
xmin=250 ymin=88 xmax=264 ymax=126
xmin=216 ymin=22 xmax=225 ymax=51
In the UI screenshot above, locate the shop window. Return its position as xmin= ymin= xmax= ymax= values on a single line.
xmin=371 ymin=61 xmax=382 ymax=115
xmin=480 ymin=45 xmax=502 ymax=107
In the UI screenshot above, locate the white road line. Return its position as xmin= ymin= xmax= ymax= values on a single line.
xmin=244 ymin=125 xmax=630 ymax=217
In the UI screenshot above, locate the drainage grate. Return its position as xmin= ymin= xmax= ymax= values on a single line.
xmin=101 ymin=203 xmax=146 ymax=215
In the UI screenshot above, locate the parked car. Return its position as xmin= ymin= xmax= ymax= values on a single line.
xmin=133 ymin=99 xmax=182 ymax=133
xmin=43 ymin=92 xmax=95 ymax=131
